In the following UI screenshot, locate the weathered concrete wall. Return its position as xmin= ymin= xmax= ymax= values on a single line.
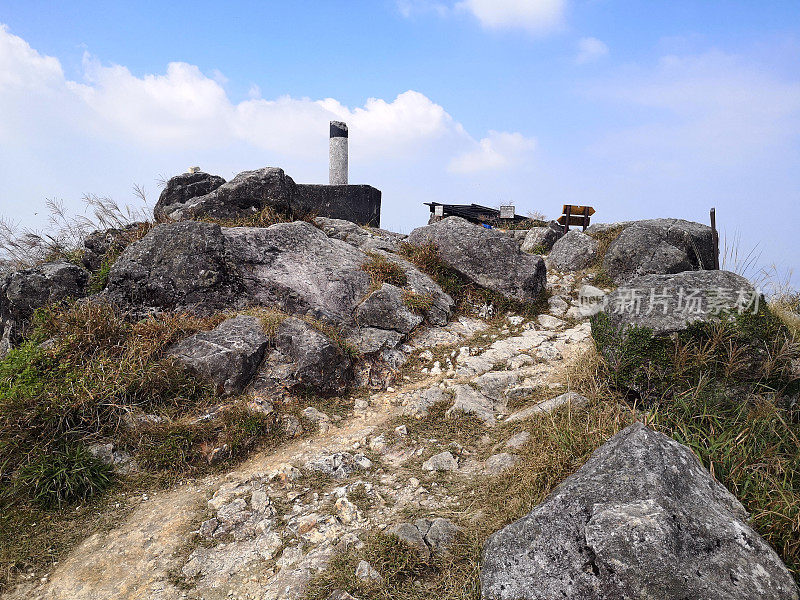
xmin=294 ymin=184 xmax=381 ymax=227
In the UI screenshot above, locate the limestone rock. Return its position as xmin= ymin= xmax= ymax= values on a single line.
xmin=82 ymin=223 xmax=147 ymax=272
xmin=355 ymin=283 xmax=423 ymax=334
xmin=305 ymin=452 xmax=372 ymax=479
xmin=222 ymin=221 xmax=371 ymax=324
xmin=546 ymin=230 xmax=598 ymax=272
xmin=422 ymin=451 xmax=458 ymax=472
xmin=602 ymin=218 xmax=716 ymax=283
xmin=1 ymin=260 xmax=88 ymax=354
xmin=153 ymin=171 xmax=225 ymax=221
xmin=597 ymin=270 xmax=760 ymax=337
xmin=391 ymin=517 xmax=459 ymax=558
xmin=481 ymin=423 xmax=799 ymax=600
xmin=406 ymin=217 xmax=546 ymax=303
xmin=446 ymin=384 xmax=496 ymax=425
xmin=274 ymin=317 xmax=353 ymax=394
xmin=158 ymin=167 xmax=295 ymax=221
xmin=314 ymin=217 xmax=404 ymax=253
xmin=520 ymin=222 xmax=562 ymax=254
xmin=168 ymin=315 xmax=270 ymax=395
xmin=485 ymin=453 xmax=519 ymax=474
xmin=505 ymin=391 xmax=588 ymax=423
xmin=106 ymin=221 xmax=242 ymax=315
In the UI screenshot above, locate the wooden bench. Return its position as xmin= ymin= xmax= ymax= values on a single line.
xmin=557 ymin=204 xmax=595 ymax=232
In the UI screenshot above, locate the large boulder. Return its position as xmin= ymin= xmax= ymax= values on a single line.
xmin=105 ymin=221 xmax=243 ymax=315
xmin=0 ymin=260 xmax=88 ymax=354
xmin=355 ymin=283 xmax=423 ymax=334
xmin=154 ymin=171 xmax=226 ymax=221
xmin=82 ymin=223 xmax=147 ymax=272
xmin=546 ymin=230 xmax=598 ymax=271
xmin=274 ymin=317 xmax=352 ymax=393
xmin=520 ymin=222 xmax=563 ymax=254
xmin=222 ymin=222 xmax=373 ymax=324
xmin=481 ymin=422 xmax=799 ymax=600
xmin=157 ymin=167 xmax=296 ymax=222
xmin=406 ymin=217 xmax=546 ymax=303
xmin=598 ymin=270 xmax=759 ymax=336
xmin=602 ymin=218 xmax=715 ymax=283
xmin=314 ymin=217 xmax=404 ymax=253
xmin=168 ymin=315 xmax=270 ymax=395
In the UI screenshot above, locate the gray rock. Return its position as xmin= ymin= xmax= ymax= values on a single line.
xmin=416 ymin=517 xmax=460 ymax=554
xmin=346 ymin=327 xmax=404 ymax=354
xmin=106 ymin=221 xmax=242 ymax=315
xmin=602 ymin=218 xmax=716 ymax=283
xmin=422 ymin=451 xmax=458 ymax=472
xmin=159 ymin=167 xmax=295 ymax=221
xmin=406 ymin=217 xmax=546 ymax=303
xmin=392 ymin=518 xmax=460 ymax=558
xmin=391 ymin=522 xmax=431 ymax=559
xmin=222 ymin=221 xmax=372 ymax=324
xmin=355 ymin=283 xmax=423 ymax=334
xmin=481 ymin=422 xmax=799 ymax=600
xmin=546 ymin=230 xmax=599 ymax=271
xmin=327 ymin=591 xmax=361 ymax=600
xmin=274 ymin=317 xmax=352 ymax=394
xmin=168 ymin=315 xmax=270 ymax=395
xmin=504 ymin=391 xmax=588 ymax=423
xmin=401 ymin=385 xmax=447 ymax=418
xmin=474 ymin=371 xmax=518 ymax=402
xmin=446 ymin=384 xmax=496 ymax=425
xmin=355 ymin=560 xmax=383 ymax=582
xmin=485 ymin=453 xmax=519 ymax=474
xmin=599 ymin=270 xmax=760 ymax=336
xmin=82 ymin=223 xmax=147 ymax=272
xmin=314 ymin=217 xmax=404 ymax=253
xmin=154 ymin=171 xmax=225 ymax=221
xmin=305 ymin=452 xmax=372 ymax=479
xmin=0 ymin=259 xmax=88 ymax=354
xmin=504 ymin=431 xmax=530 ymax=449
xmin=520 ymin=222 xmax=562 ymax=254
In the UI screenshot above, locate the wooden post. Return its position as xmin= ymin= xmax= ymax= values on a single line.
xmin=583 ymin=206 xmax=590 ymax=231
xmin=564 ymin=205 xmax=572 ymax=233
xmin=710 ymin=208 xmax=720 ymax=270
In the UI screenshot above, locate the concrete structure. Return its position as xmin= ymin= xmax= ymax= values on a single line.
xmin=295 ymin=184 xmax=381 ymax=227
xmin=329 ymin=121 xmax=348 ymax=185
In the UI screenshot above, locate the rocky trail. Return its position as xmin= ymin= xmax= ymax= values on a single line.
xmin=5 ymin=271 xmax=595 ymax=600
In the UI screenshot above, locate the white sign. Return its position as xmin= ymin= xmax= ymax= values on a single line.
xmin=499 ymin=205 xmax=515 ymax=219
xmin=434 ymin=205 xmax=444 ymax=217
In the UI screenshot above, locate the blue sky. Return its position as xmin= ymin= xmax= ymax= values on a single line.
xmin=1 ymin=1 xmax=799 ymax=285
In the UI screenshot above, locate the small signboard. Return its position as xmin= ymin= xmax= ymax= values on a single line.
xmin=499 ymin=205 xmax=515 ymax=219
xmin=434 ymin=205 xmax=444 ymax=217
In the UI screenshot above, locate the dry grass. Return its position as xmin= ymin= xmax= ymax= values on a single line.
xmin=361 ymin=252 xmax=408 ymax=290
xmin=200 ymin=205 xmax=316 ymax=228
xmin=0 ymin=191 xmax=152 ymax=273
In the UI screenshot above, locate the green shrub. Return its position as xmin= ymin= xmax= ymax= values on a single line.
xmin=15 ymin=445 xmax=113 ymax=508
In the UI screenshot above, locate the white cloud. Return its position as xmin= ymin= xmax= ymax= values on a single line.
xmin=575 ymin=37 xmax=608 ymax=64
xmin=456 ymin=0 xmax=566 ymax=34
xmin=449 ymin=130 xmax=536 ymax=173
xmin=0 ymin=25 xmax=534 ymax=235
xmin=396 ymin=0 xmax=450 ymax=18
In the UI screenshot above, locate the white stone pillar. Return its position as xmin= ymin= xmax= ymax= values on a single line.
xmin=329 ymin=121 xmax=348 ymax=185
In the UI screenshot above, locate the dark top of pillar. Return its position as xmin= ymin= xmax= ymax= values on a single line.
xmin=330 ymin=121 xmax=348 ymax=138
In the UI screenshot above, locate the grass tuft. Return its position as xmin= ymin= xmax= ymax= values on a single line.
xmin=362 ymin=252 xmax=408 ymax=290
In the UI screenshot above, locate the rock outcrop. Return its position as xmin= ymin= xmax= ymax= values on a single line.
xmin=597 ymin=269 xmax=759 ymax=336
xmin=1 ymin=260 xmax=88 ymax=355
xmin=601 ymin=218 xmax=715 ymax=283
xmin=406 ymin=217 xmax=546 ymax=303
xmin=156 ymin=168 xmax=295 ymax=222
xmin=520 ymin=222 xmax=562 ymax=254
xmin=481 ymin=422 xmax=799 ymax=600
xmin=168 ymin=315 xmax=270 ymax=395
xmin=106 ymin=221 xmax=243 ymax=315
xmin=154 ymin=171 xmax=226 ymax=221
xmin=546 ymin=229 xmax=598 ymax=271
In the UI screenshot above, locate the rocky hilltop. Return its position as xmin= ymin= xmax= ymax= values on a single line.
xmin=1 ymin=166 xmax=798 ymax=600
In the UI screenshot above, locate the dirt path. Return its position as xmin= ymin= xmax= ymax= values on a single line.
xmin=5 ymin=304 xmax=592 ymax=600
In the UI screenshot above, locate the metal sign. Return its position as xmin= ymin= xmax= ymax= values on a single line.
xmin=499 ymin=205 xmax=515 ymax=219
